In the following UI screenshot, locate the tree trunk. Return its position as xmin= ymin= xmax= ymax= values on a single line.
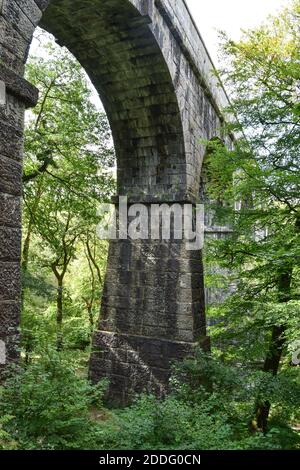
xmin=254 ymin=325 xmax=286 ymax=433
xmin=56 ymin=277 xmax=64 ymax=351
xmin=21 ymin=190 xmax=42 ymax=362
xmin=252 ymin=269 xmax=292 ymax=433
xmin=22 ymin=225 xmax=32 ymax=275
xmin=88 ymin=304 xmax=94 ymax=335
xmin=22 ymin=184 xmax=43 ymax=275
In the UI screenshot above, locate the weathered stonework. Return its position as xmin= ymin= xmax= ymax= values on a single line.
xmin=0 ymin=0 xmax=233 ymax=399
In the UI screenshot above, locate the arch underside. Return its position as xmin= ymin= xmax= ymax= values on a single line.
xmin=41 ymin=0 xmax=187 ymax=202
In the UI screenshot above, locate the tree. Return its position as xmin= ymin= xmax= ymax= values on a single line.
xmin=205 ymin=0 xmax=300 ymax=432
xmin=22 ymin=33 xmax=115 ymax=351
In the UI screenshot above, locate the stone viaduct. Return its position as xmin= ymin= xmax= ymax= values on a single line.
xmin=0 ymin=0 xmax=233 ymax=403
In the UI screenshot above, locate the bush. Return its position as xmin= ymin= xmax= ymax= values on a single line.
xmin=0 ymin=415 xmax=18 ymax=450
xmin=92 ymin=351 xmax=299 ymax=450
xmin=98 ymin=350 xmax=299 ymax=450
xmin=0 ymin=348 xmax=298 ymax=450
xmin=96 ymin=394 xmax=237 ymax=450
xmin=0 ymin=349 xmax=107 ymax=450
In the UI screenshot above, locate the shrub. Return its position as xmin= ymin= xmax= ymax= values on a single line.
xmin=0 ymin=349 xmax=107 ymax=450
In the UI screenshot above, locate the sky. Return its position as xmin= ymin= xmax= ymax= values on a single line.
xmin=186 ymin=0 xmax=288 ymax=65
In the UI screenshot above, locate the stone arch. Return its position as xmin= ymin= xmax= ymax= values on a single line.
xmin=199 ymin=137 xmax=226 ymax=223
xmin=200 ymin=137 xmax=234 ymax=315
xmin=0 ymin=0 xmax=231 ymax=401
xmin=40 ymin=1 xmax=188 ymax=201
xmin=4 ymin=0 xmax=189 ymax=201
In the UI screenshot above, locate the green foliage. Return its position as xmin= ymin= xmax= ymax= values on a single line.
xmin=0 ymin=351 xmax=107 ymax=450
xmin=203 ymin=0 xmax=300 ymax=418
xmin=22 ymin=30 xmax=113 ymax=354
xmin=0 ymin=415 xmax=18 ymax=450
xmin=0 ymin=351 xmax=298 ymax=450
xmin=173 ymin=350 xmax=300 ymax=427
xmin=92 ymin=350 xmax=300 ymax=450
xmin=97 ymin=395 xmax=237 ymax=450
